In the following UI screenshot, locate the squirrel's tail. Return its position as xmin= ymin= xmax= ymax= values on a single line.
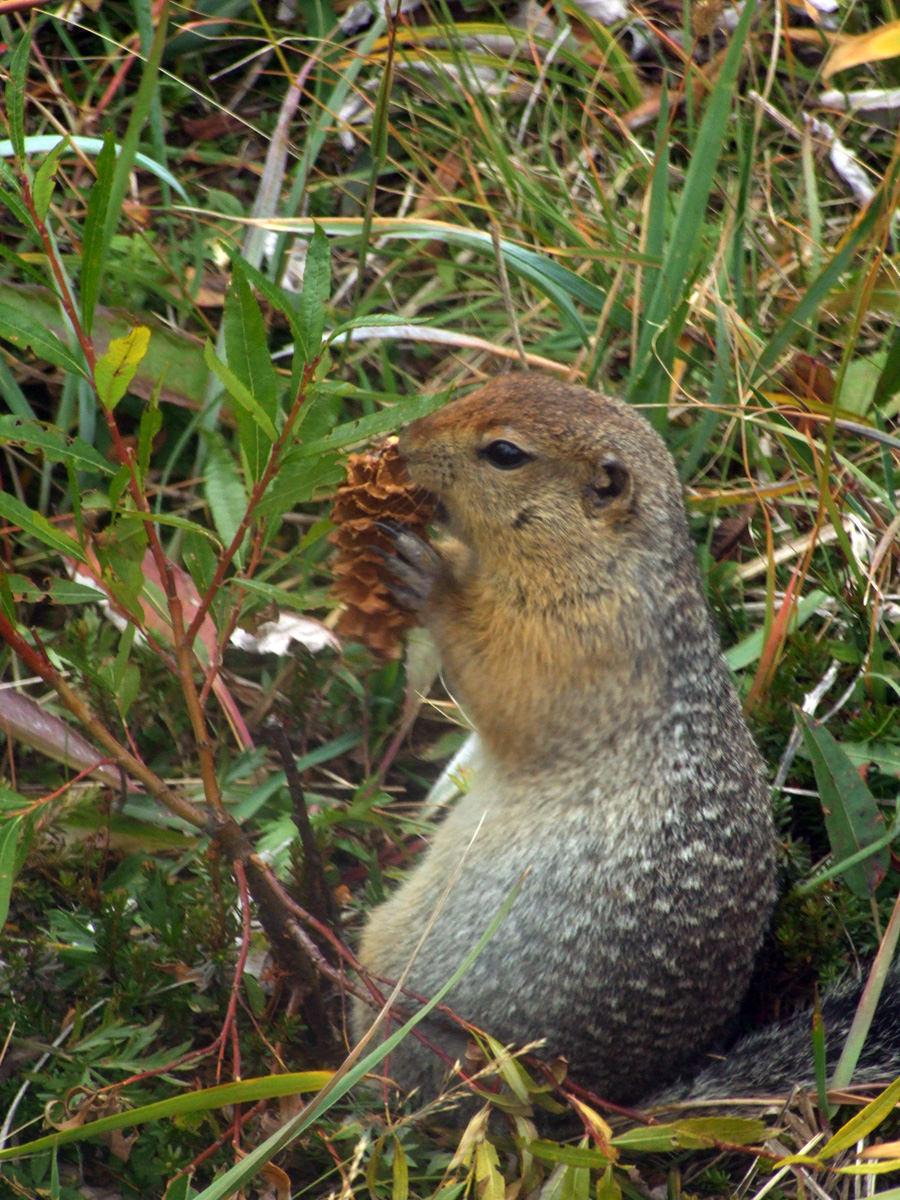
xmin=654 ymin=972 xmax=900 ymax=1105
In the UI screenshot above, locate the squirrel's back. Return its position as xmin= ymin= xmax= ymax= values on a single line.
xmin=352 ymin=374 xmax=776 ymax=1105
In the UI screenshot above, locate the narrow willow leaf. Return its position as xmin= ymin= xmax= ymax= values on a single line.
xmin=81 ymin=130 xmax=116 ymax=333
xmin=0 ymin=414 xmax=113 ymax=475
xmin=818 ymin=1075 xmax=900 ymax=1158
xmin=32 ymin=135 xmax=69 ymax=221
xmin=288 ymin=389 xmax=448 ymax=459
xmin=294 ymin=224 xmax=331 ymax=373
xmin=0 ymin=816 xmax=22 ymax=929
xmin=0 ymin=183 xmax=32 ymax=231
xmin=224 ymin=263 xmax=278 ymax=479
xmin=137 ymin=389 xmax=163 ymax=478
xmin=0 ymin=301 xmax=86 ymax=378
xmin=671 ymin=1117 xmax=768 ymax=1148
xmin=527 ymin=1142 xmax=612 ymax=1168
xmin=0 ymin=493 xmax=87 ymax=563
xmin=254 ymin=454 xmax=342 ymax=517
xmin=596 ymin=1167 xmax=622 ymax=1200
xmin=391 ymin=1136 xmax=409 ymax=1200
xmin=797 ymin=712 xmax=889 ymax=898
xmin=204 ymin=432 xmax=248 ymax=559
xmin=5 ymin=32 xmax=30 ymax=162
xmin=95 ymin=326 xmax=151 ymax=410
xmin=203 ymin=341 xmax=277 ymax=443
xmin=225 ymin=262 xmax=278 ymax=419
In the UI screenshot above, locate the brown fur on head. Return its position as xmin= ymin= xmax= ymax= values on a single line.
xmin=395 ymin=374 xmax=700 ymax=767
xmin=398 ymin=375 xmax=685 ymax=585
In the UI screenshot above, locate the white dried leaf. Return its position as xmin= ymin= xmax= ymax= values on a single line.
xmin=574 ymin=0 xmax=627 ymax=23
xmin=808 ymin=116 xmax=876 ymax=206
xmin=820 ymin=87 xmax=900 ymax=112
xmin=230 ymin=613 xmax=340 ymax=656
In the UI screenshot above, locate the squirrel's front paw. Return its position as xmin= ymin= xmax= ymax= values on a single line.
xmin=373 ymin=520 xmax=442 ymax=613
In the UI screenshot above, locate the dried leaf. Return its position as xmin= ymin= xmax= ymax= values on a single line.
xmin=824 ymin=19 xmax=900 ymax=78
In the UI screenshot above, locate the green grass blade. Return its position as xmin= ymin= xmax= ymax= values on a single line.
xmin=628 ymin=0 xmax=758 ymax=419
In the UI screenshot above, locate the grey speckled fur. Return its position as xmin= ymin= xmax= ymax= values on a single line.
xmin=351 ymin=377 xmax=778 ymax=1107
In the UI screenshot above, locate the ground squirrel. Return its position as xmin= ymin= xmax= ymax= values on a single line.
xmin=350 ymin=373 xmax=784 ymax=1106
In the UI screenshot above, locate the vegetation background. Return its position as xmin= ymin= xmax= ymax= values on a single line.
xmin=2 ymin=0 xmax=900 ymax=1195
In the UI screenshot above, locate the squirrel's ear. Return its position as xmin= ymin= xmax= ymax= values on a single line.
xmin=582 ymin=456 xmax=631 ymax=517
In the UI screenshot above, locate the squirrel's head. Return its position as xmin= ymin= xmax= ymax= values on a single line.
xmin=398 ymin=374 xmax=688 ymax=572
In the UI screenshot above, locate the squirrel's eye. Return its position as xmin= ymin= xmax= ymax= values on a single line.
xmin=479 ymin=439 xmax=533 ymax=470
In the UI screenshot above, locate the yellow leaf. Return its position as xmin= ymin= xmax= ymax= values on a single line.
xmin=824 ymin=19 xmax=900 ymax=78
xmin=95 ymin=326 xmax=151 ymax=410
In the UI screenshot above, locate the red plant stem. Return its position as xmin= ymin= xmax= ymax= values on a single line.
xmin=184 ymin=360 xmax=320 ymax=648
xmin=19 ymin=171 xmax=225 ymax=809
xmin=0 ymin=609 xmax=207 ymax=829
xmin=173 ymin=1098 xmax=268 ymax=1181
xmin=217 ymin=858 xmax=253 ymax=1084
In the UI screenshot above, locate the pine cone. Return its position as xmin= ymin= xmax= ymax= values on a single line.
xmin=329 ymin=438 xmax=436 ymax=660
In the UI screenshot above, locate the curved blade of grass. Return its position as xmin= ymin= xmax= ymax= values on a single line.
xmin=191 ymin=877 xmax=525 ymax=1200
xmin=186 ymin=213 xmax=652 ymax=338
xmin=829 ymin=885 xmax=900 ymax=1095
xmin=0 ymin=136 xmax=188 ymax=201
xmin=0 ymin=1071 xmax=332 ymax=1160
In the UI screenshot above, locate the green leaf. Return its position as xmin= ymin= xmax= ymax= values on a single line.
xmin=5 ymin=32 xmax=30 ymax=162
xmin=80 ymin=130 xmax=116 ymax=333
xmin=0 ymin=816 xmax=23 ymax=929
xmin=596 ymin=1166 xmax=621 ymax=1200
xmin=797 ymin=712 xmax=890 ymax=898
xmin=289 ymin=389 xmax=448 ymax=459
xmin=224 ymin=263 xmax=278 ymax=479
xmin=817 ymin=1075 xmax=900 ymax=1159
xmin=669 ymin=1117 xmax=768 ymax=1148
xmin=94 ymin=326 xmax=151 ymax=410
xmin=204 ymin=431 xmax=248 ymax=559
xmin=0 ymin=492 xmax=88 ymax=563
xmin=724 ymin=590 xmax=828 ymax=671
xmin=294 ymin=224 xmax=331 ymax=375
xmin=527 ymin=1142 xmax=612 ymax=1168
xmin=225 ymin=262 xmax=278 ymax=419
xmin=5 ymin=574 xmax=104 ymax=604
xmin=254 ymin=454 xmax=342 ymax=517
xmin=0 ymin=414 xmax=113 ymax=475
xmin=0 ymin=182 xmax=32 ymax=231
xmin=0 ymin=300 xmax=86 ymax=378
xmin=137 ymin=391 xmax=163 ymax=478
xmin=203 ymin=340 xmax=277 ymax=443
xmin=32 ymin=135 xmax=69 ymax=221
